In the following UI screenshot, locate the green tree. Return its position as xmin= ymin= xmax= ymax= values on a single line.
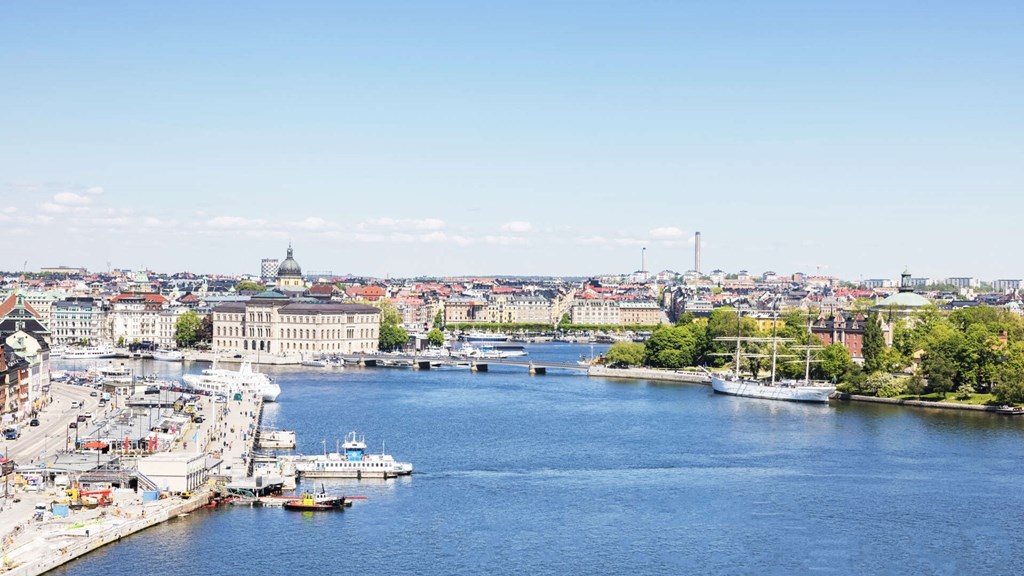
xmin=116 ymin=336 xmax=125 ymax=347
xmin=197 ymin=314 xmax=213 ymax=344
xmin=605 ymin=341 xmax=646 ymax=367
xmin=174 ymin=310 xmax=202 ymax=348
xmin=644 ymin=324 xmax=699 ymax=369
xmin=906 ymin=373 xmax=926 ymax=399
xmin=432 ymin=309 xmax=445 ymax=330
xmin=993 ymin=342 xmax=1024 ymax=404
xmin=922 ymin=351 xmax=957 ymax=398
xmin=818 ymin=343 xmax=852 ymax=382
xmin=426 ymin=328 xmax=445 ymax=348
xmin=235 ymin=280 xmax=265 ymax=292
xmin=376 ymin=300 xmax=408 ymax=351
xmin=862 ymin=313 xmax=885 ymax=373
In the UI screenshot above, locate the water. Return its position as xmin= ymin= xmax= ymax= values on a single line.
xmin=51 ymin=343 xmax=1024 ymax=575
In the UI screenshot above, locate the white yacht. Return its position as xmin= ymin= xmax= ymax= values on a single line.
xmin=290 ymin=431 xmax=413 ymax=479
xmin=182 ymin=361 xmax=281 ymax=402
xmin=153 ymin=349 xmax=184 ymax=362
xmin=63 ymin=345 xmax=116 ymax=360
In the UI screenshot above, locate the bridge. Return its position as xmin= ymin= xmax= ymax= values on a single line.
xmin=339 ymin=354 xmax=588 ymax=375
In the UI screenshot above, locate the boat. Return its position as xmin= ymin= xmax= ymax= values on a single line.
xmin=153 ymin=349 xmax=184 ymax=362
xmin=182 ymin=361 xmax=282 ymax=402
xmin=282 ymin=490 xmax=350 ymax=511
xmin=460 ymin=330 xmax=510 ymax=342
xmin=291 ymin=431 xmax=413 ymax=479
xmin=995 ymin=406 xmax=1024 ymax=415
xmin=257 ymin=428 xmax=297 ymax=449
xmin=301 ymin=359 xmax=327 ymax=367
xmin=711 ymin=309 xmax=836 ymax=404
xmin=63 ymin=345 xmax=116 ymax=360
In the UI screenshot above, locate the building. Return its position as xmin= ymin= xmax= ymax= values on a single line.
xmin=444 ymin=297 xmax=487 ymax=324
xmin=811 ymin=313 xmax=870 ymax=361
xmin=39 ymin=266 xmax=88 ymax=276
xmin=872 ymin=269 xmax=932 ymax=319
xmin=136 ymin=452 xmax=208 ymax=494
xmin=212 ymin=291 xmax=380 ymax=355
xmin=0 ymin=293 xmax=51 ymax=345
xmin=571 ymin=299 xmax=620 ymax=325
xmin=945 ymin=277 xmax=979 ymax=290
xmin=863 ymin=278 xmax=896 ymax=289
xmin=51 ymin=297 xmax=107 ymax=345
xmin=2 ymin=329 xmax=50 ymax=420
xmin=993 ymin=279 xmax=1022 ymax=293
xmin=274 ymin=245 xmax=306 ymax=293
xmin=618 ymin=300 xmax=661 ymax=325
xmin=109 ymin=294 xmax=169 ymax=345
xmin=260 ymin=258 xmax=280 ymax=282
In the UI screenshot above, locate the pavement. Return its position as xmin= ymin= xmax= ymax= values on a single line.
xmin=0 ymin=378 xmax=264 ymax=575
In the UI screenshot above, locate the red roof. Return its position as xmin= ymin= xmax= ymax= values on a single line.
xmin=0 ymin=293 xmax=40 ymax=318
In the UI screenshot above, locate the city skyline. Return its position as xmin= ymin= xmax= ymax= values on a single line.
xmin=2 ymin=1 xmax=1021 ymax=279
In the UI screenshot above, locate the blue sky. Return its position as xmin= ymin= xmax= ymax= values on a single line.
xmin=2 ymin=1 xmax=1021 ymax=280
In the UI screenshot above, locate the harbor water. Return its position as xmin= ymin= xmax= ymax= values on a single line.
xmin=52 ymin=344 xmax=1024 ymax=575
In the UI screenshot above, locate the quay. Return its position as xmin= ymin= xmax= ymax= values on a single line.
xmin=0 ymin=380 xmax=265 ymax=575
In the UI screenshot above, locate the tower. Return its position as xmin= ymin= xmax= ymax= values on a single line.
xmin=694 ymin=231 xmax=701 ymax=274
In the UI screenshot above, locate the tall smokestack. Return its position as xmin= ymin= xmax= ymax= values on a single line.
xmin=695 ymin=231 xmax=701 ymax=274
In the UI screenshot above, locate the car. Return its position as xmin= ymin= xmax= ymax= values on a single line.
xmin=192 ymin=415 xmax=205 ymax=424
xmin=83 ymin=412 xmax=93 ymax=419
xmin=77 ymin=415 xmax=87 ymax=422
xmin=29 ymin=418 xmax=39 ymax=427
xmin=68 ymin=422 xmax=77 ymax=428
xmin=90 ymin=391 xmax=98 ymax=397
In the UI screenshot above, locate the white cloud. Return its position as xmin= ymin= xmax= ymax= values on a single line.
xmin=649 ymin=226 xmax=685 ymax=239
xmin=206 ymin=216 xmax=267 ymax=229
xmin=40 ymin=202 xmax=68 ymax=214
xmin=482 ymin=235 xmax=529 ymax=246
xmin=575 ymin=236 xmax=607 ymax=246
xmin=53 ymin=192 xmax=92 ymax=205
xmin=296 ymin=217 xmax=329 ymax=230
xmin=86 ymin=186 xmax=104 ymax=195
xmin=364 ymin=217 xmax=446 ymax=231
xmin=501 ymin=221 xmax=533 ymax=234
xmin=2 ymin=207 xmax=16 ymax=214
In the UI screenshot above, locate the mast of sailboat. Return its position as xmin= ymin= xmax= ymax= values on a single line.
xmin=734 ymin=307 xmax=742 ymax=377
xmin=770 ymin=300 xmax=779 ymax=386
xmin=804 ymin=314 xmax=813 ymax=384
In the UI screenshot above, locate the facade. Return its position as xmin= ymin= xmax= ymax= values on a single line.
xmin=156 ymin=307 xmax=189 ymax=349
xmin=109 ymin=294 xmax=169 ymax=345
xmin=2 ymin=330 xmax=50 ymax=420
xmin=993 ymin=279 xmax=1022 ymax=293
xmin=51 ymin=297 xmax=107 ymax=345
xmin=811 ymin=313 xmax=868 ymax=361
xmin=571 ymin=299 xmax=620 ymax=325
xmin=212 ymin=292 xmax=380 ymax=355
xmin=945 ymin=277 xmax=979 ymax=289
xmin=136 ymin=452 xmax=208 ymax=493
xmin=444 ymin=297 xmax=487 ymax=324
xmin=618 ymin=300 xmax=661 ymax=325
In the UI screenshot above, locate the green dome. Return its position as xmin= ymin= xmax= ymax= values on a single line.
xmin=878 ymin=291 xmax=931 ymax=308
xmin=277 ymin=245 xmax=302 ymax=277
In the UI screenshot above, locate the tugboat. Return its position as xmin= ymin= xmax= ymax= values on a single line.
xmin=282 ymin=489 xmax=350 ymax=511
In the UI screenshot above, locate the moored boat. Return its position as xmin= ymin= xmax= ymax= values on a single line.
xmin=182 ymin=361 xmax=281 ymax=402
xmin=153 ymin=349 xmax=184 ymax=362
xmin=282 ymin=491 xmax=349 ymax=511
xmin=290 ymin=431 xmax=413 ymax=479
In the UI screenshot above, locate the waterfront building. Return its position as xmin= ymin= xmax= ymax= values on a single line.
xmin=571 ymin=298 xmax=620 ymax=325
xmin=109 ymin=293 xmax=169 ymax=345
xmin=618 ymin=300 xmax=661 ymax=325
xmin=0 ymin=292 xmax=51 ymax=345
xmin=444 ymin=297 xmax=487 ymax=324
xmin=51 ymin=296 xmax=107 ymax=345
xmin=212 ymin=291 xmax=380 ymax=355
xmin=1 ymin=328 xmax=50 ymax=420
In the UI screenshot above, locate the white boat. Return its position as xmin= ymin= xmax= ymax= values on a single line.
xmin=257 ymin=429 xmax=297 ymax=449
xmin=301 ymin=359 xmax=327 ymax=367
xmin=182 ymin=361 xmax=281 ymax=402
xmin=711 ymin=309 xmax=835 ymax=404
xmin=63 ymin=345 xmax=116 ymax=360
xmin=152 ymin=349 xmax=184 ymax=362
xmin=461 ymin=331 xmax=510 ymax=342
xmin=290 ymin=431 xmax=413 ymax=479
xmin=710 ymin=375 xmax=835 ymax=403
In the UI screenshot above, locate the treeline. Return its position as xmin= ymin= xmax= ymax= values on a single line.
xmin=601 ymin=306 xmax=1024 ymax=405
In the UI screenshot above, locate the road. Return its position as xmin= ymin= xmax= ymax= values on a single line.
xmin=1 ymin=381 xmax=102 ymax=465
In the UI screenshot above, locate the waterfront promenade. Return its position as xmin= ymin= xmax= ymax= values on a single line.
xmin=0 ymin=382 xmax=264 ymax=575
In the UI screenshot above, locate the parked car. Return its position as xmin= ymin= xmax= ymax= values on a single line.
xmin=192 ymin=415 xmax=205 ymax=424
xmin=29 ymin=418 xmax=39 ymax=427
xmin=76 ymin=415 xmax=87 ymax=423
xmin=90 ymin=391 xmax=98 ymax=397
xmin=68 ymin=422 xmax=77 ymax=429
xmin=83 ymin=412 xmax=93 ymax=419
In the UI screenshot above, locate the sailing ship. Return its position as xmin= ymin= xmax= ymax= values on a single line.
xmin=711 ymin=308 xmax=836 ymax=403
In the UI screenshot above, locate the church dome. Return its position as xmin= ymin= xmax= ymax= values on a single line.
xmin=277 ymin=245 xmax=302 ymax=278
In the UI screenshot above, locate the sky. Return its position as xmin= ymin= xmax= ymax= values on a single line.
xmin=1 ymin=1 xmax=1021 ymax=281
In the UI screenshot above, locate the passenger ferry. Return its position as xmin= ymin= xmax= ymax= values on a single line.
xmin=291 ymin=431 xmax=413 ymax=479
xmin=152 ymin=349 xmax=184 ymax=362
xmin=63 ymin=345 xmax=116 ymax=360
xmin=182 ymin=361 xmax=281 ymax=402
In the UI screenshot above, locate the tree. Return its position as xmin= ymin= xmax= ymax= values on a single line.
xmin=605 ymin=342 xmax=646 ymax=367
xmin=197 ymin=314 xmax=213 ymax=344
xmin=862 ymin=313 xmax=885 ymax=373
xmin=993 ymin=342 xmax=1024 ymax=405
xmin=174 ymin=310 xmax=202 ymax=348
xmin=906 ymin=373 xmax=926 ymax=399
xmin=376 ymin=300 xmax=408 ymax=351
xmin=922 ymin=351 xmax=956 ymax=398
xmin=116 ymin=336 xmax=125 ymax=347
xmin=426 ymin=328 xmax=445 ymax=348
xmin=432 ymin=309 xmax=445 ymax=330
xmin=235 ymin=280 xmax=264 ymax=292
xmin=644 ymin=324 xmax=699 ymax=369
xmin=818 ymin=343 xmax=852 ymax=382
